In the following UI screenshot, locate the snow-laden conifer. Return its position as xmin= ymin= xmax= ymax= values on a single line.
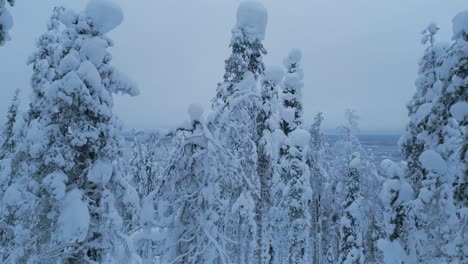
xmin=0 ymin=0 xmax=14 ymax=46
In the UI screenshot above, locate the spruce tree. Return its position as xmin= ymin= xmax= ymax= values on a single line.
xmin=157 ymin=104 xmax=228 ymax=264
xmin=2 ymin=2 xmax=140 ymax=262
xmin=0 ymin=88 xmax=20 ymax=160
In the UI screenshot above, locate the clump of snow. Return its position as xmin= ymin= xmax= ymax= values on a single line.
xmin=42 ymin=171 xmax=68 ymax=200
xmin=58 ymin=189 xmax=90 ymax=243
xmin=450 ymin=101 xmax=468 ymax=122
xmin=59 ymin=9 xmax=78 ymax=27
xmin=188 ymin=103 xmax=204 ymax=122
xmin=85 ymin=0 xmax=124 ymax=34
xmin=283 ymin=49 xmax=302 ymax=69
xmin=236 ymin=0 xmax=268 ymax=40
xmin=349 ymin=155 xmax=362 ymax=169
xmin=0 ymin=8 xmax=13 ymax=30
xmin=380 ymin=159 xmax=394 ymax=173
xmin=264 ymin=66 xmax=284 ymax=84
xmin=288 ymin=129 xmax=310 ymax=147
xmin=76 ymin=61 xmax=102 ymax=90
xmin=58 ymin=51 xmax=80 ymax=74
xmin=452 ymin=9 xmax=468 ymax=38
xmin=88 ymin=160 xmax=113 ymax=184
xmin=3 ymin=185 xmax=22 ymax=206
xmin=414 ymin=103 xmax=432 ymax=124
xmin=419 ymin=150 xmax=447 ymax=173
xmin=377 ymin=239 xmax=410 ymax=264
xmin=79 ymin=37 xmax=108 ymax=67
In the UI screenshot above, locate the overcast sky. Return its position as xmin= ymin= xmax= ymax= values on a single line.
xmin=0 ymin=0 xmax=466 ymax=133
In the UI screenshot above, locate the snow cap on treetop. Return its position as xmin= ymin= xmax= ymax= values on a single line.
xmin=288 ymin=128 xmax=311 ymax=147
xmin=85 ymin=0 xmax=124 ymax=34
xmin=452 ymin=9 xmax=468 ymax=38
xmin=188 ymin=103 xmax=204 ymax=122
xmin=236 ymin=0 xmax=268 ymax=41
xmin=284 ymin=49 xmax=302 ymax=69
xmin=264 ymin=66 xmax=284 ymax=84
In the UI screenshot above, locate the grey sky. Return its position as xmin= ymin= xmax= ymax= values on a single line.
xmin=1 ymin=1 xmax=466 ymax=133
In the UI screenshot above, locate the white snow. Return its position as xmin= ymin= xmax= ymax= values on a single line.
xmin=283 ymin=49 xmax=302 ymax=69
xmin=79 ymin=37 xmax=108 ymax=67
xmin=58 ymin=189 xmax=90 ymax=243
xmin=0 ymin=8 xmax=13 ymax=31
xmin=76 ymin=61 xmax=102 ymax=90
xmin=88 ymin=159 xmax=113 ymax=185
xmin=419 ymin=150 xmax=447 ymax=173
xmin=188 ymin=103 xmax=204 ymax=122
xmin=85 ymin=0 xmax=124 ymax=34
xmin=288 ymin=129 xmax=310 ymax=147
xmin=377 ymin=239 xmax=410 ymax=264
xmin=2 ymin=184 xmax=21 ymax=206
xmin=58 ymin=51 xmax=80 ymax=74
xmin=449 ymin=101 xmax=468 ymax=122
xmin=59 ymin=9 xmax=78 ymax=27
xmin=264 ymin=66 xmax=284 ymax=84
xmin=236 ymin=0 xmax=268 ymax=40
xmin=452 ymin=9 xmax=468 ymax=38
xmin=42 ymin=170 xmax=68 ymax=200
xmin=414 ymin=103 xmax=432 ymax=124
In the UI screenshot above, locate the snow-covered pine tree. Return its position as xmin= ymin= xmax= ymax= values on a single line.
xmin=378 ymin=160 xmax=418 ymax=264
xmin=331 ymin=110 xmax=365 ymax=264
xmin=274 ymin=49 xmax=312 ymax=264
xmin=129 ymin=130 xmax=159 ymax=201
xmin=0 ymin=0 xmax=14 ymax=46
xmin=399 ymin=23 xmax=447 ymax=192
xmin=212 ymin=0 xmax=267 ymax=110
xmin=157 ymin=104 xmax=228 ymax=264
xmin=408 ymin=11 xmax=467 ymax=263
xmin=307 ymin=112 xmax=330 ymax=264
xmin=256 ymin=66 xmax=284 ymax=263
xmin=2 ymin=1 xmax=140 ymax=262
xmin=0 ymin=88 xmax=20 ymax=160
xmin=280 ymin=49 xmax=304 ymax=135
xmin=208 ymin=1 xmax=268 ymax=262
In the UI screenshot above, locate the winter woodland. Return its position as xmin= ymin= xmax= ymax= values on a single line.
xmin=0 ymin=0 xmax=466 ymax=263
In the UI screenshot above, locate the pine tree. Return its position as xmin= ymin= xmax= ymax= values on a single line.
xmin=378 ymin=160 xmax=418 ymax=264
xmin=2 ymin=2 xmax=140 ymax=262
xmin=307 ymin=112 xmax=330 ymax=264
xmin=0 ymin=0 xmax=14 ymax=46
xmin=211 ymin=0 xmax=267 ymax=110
xmin=275 ymin=49 xmax=312 ymax=263
xmin=399 ymin=23 xmax=446 ymax=192
xmin=257 ymin=66 xmax=284 ymax=263
xmin=157 ymin=104 xmax=228 ymax=264
xmin=331 ymin=110 xmax=365 ymax=264
xmin=0 ymin=88 xmax=20 ymax=160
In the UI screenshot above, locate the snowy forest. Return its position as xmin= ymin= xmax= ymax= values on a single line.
xmin=0 ymin=0 xmax=467 ymax=263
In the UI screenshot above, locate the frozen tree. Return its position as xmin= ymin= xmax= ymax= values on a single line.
xmin=157 ymin=104 xmax=229 ymax=264
xmin=399 ymin=23 xmax=447 ymax=191
xmin=256 ymin=66 xmax=284 ymax=263
xmin=378 ymin=160 xmax=418 ymax=264
xmin=129 ymin=130 xmax=160 ymax=200
xmin=307 ymin=112 xmax=330 ymax=264
xmin=0 ymin=88 xmax=21 ymax=160
xmin=330 ymin=110 xmax=365 ymax=264
xmin=1 ymin=1 xmax=140 ymax=262
xmin=271 ymin=49 xmax=312 ymax=263
xmin=0 ymin=0 xmax=14 ymax=46
xmin=280 ymin=49 xmax=304 ymax=135
xmin=212 ymin=0 xmax=267 ymax=110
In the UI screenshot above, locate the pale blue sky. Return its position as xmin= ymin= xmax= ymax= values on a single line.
xmin=0 ymin=0 xmax=466 ymax=133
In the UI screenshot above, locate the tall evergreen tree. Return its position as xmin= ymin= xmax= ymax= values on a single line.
xmin=257 ymin=66 xmax=284 ymax=263
xmin=1 ymin=2 xmax=140 ymax=262
xmin=0 ymin=88 xmax=20 ymax=160
xmin=157 ymin=104 xmax=228 ymax=264
xmin=274 ymin=49 xmax=312 ymax=263
xmin=211 ymin=0 xmax=267 ymax=111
